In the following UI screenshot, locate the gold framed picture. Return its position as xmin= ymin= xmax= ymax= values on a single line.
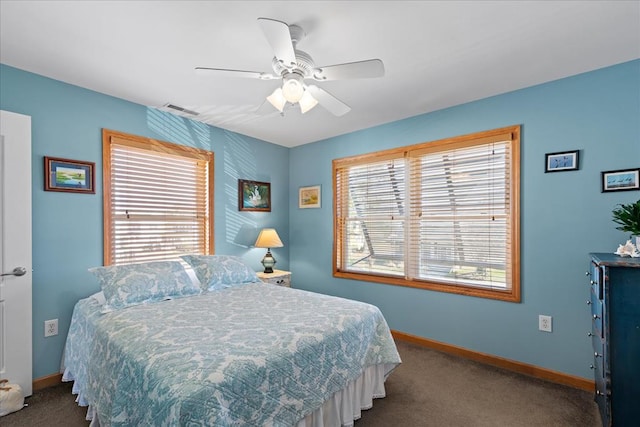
xmin=299 ymin=185 xmax=321 ymax=209
xmin=44 ymin=156 xmax=95 ymax=194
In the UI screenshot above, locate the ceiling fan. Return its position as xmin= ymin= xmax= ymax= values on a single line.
xmin=195 ymin=18 xmax=385 ymax=116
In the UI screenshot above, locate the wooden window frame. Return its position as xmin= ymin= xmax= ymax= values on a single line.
xmin=102 ymin=129 xmax=214 ymax=266
xmin=333 ymin=126 xmax=521 ymax=302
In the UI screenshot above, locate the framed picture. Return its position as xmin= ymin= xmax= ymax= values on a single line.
xmin=299 ymin=185 xmax=321 ymax=209
xmin=601 ymin=168 xmax=640 ymax=192
xmin=44 ymin=156 xmax=95 ymax=193
xmin=238 ymin=179 xmax=271 ymax=211
xmin=545 ymin=150 xmax=579 ymax=172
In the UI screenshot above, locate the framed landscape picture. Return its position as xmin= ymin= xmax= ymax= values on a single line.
xmin=545 ymin=150 xmax=579 ymax=172
xmin=299 ymin=185 xmax=321 ymax=208
xmin=601 ymin=168 xmax=640 ymax=192
xmin=44 ymin=156 xmax=95 ymax=193
xmin=238 ymin=179 xmax=271 ymax=211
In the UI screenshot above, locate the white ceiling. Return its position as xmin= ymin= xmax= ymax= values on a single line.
xmin=1 ymin=1 xmax=639 ymax=148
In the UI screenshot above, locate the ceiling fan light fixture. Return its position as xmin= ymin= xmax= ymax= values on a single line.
xmin=266 ymin=87 xmax=286 ymax=112
xmin=299 ymin=89 xmax=318 ymax=114
xmin=196 ymin=18 xmax=385 ymax=118
xmin=281 ymin=73 xmax=304 ymax=103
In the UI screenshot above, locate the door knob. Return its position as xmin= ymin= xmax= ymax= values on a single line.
xmin=1 ymin=266 xmax=27 ymax=277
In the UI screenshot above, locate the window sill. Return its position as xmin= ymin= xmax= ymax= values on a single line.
xmin=333 ymin=270 xmax=520 ymax=302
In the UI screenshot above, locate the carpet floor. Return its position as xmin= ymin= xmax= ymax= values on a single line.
xmin=2 ymin=340 xmax=600 ymax=426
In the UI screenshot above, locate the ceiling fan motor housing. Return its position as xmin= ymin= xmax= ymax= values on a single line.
xmin=271 ymin=49 xmax=315 ymax=78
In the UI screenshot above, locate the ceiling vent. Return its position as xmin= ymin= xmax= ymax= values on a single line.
xmin=162 ymin=103 xmax=200 ymax=116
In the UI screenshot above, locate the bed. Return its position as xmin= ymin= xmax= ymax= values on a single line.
xmin=61 ymin=256 xmax=401 ymax=426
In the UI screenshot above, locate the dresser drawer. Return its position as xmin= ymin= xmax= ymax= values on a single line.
xmin=589 ymin=261 xmax=601 ymax=294
xmin=592 ymin=336 xmax=609 ymax=424
xmin=591 ymin=333 xmax=605 ymax=373
xmin=593 ymin=362 xmax=610 ymax=427
xmin=590 ymin=286 xmax=604 ymax=338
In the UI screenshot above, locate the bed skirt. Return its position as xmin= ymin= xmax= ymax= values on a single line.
xmin=296 ymin=362 xmax=395 ymax=427
xmin=63 ymin=362 xmax=396 ymax=427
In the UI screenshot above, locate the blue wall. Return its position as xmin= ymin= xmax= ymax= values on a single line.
xmin=0 ymin=64 xmax=290 ymax=379
xmin=1 ymin=60 xmax=638 ymax=382
xmin=289 ymin=60 xmax=640 ymax=379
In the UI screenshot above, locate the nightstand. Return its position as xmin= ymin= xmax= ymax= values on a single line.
xmin=256 ymin=269 xmax=291 ymax=288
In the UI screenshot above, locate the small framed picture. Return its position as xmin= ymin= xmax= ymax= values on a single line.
xmin=238 ymin=179 xmax=271 ymax=211
xmin=44 ymin=156 xmax=95 ymax=193
xmin=545 ymin=150 xmax=579 ymax=173
xmin=601 ymin=168 xmax=640 ymax=192
xmin=299 ymin=185 xmax=321 ymax=209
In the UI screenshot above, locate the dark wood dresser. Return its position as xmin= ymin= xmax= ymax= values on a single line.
xmin=588 ymin=253 xmax=640 ymax=427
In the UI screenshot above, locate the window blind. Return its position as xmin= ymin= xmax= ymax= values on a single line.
xmin=407 ymin=139 xmax=512 ymax=290
xmin=103 ymin=130 xmax=213 ymax=265
xmin=336 ymin=155 xmax=406 ymax=277
xmin=333 ymin=126 xmax=520 ymax=301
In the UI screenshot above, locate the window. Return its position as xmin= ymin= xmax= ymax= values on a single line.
xmin=334 ymin=126 xmax=520 ymax=302
xmin=102 ymin=129 xmax=214 ymax=265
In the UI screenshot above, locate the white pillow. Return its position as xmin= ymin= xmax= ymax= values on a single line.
xmin=89 ymin=291 xmax=106 ymax=306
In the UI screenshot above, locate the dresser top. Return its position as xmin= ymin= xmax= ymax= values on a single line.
xmin=591 ymin=252 xmax=640 ymax=268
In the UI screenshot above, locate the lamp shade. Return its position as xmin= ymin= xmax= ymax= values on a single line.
xmin=266 ymin=88 xmax=286 ymax=112
xmin=255 ymin=228 xmax=284 ymax=248
xmin=299 ymin=90 xmax=319 ymax=114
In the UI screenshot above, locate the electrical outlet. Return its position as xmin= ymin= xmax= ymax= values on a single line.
xmin=539 ymin=315 xmax=552 ymax=332
xmin=44 ymin=319 xmax=58 ymax=337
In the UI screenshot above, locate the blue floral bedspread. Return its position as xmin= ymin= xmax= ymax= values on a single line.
xmin=63 ymin=282 xmax=401 ymax=426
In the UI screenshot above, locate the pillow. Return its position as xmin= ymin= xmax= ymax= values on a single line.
xmin=89 ymin=291 xmax=106 ymax=306
xmin=89 ymin=261 xmax=201 ymax=312
xmin=180 ymin=254 xmax=259 ymax=291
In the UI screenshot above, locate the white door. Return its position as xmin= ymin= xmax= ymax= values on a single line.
xmin=0 ymin=110 xmax=32 ymax=396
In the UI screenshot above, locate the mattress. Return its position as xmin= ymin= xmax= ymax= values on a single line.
xmin=62 ymin=282 xmax=401 ymax=426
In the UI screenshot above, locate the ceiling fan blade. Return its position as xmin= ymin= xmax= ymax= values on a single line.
xmin=311 ymin=59 xmax=385 ymax=81
xmin=195 ymin=67 xmax=277 ymax=80
xmin=306 ymin=85 xmax=351 ymax=116
xmin=257 ymin=18 xmax=296 ymax=68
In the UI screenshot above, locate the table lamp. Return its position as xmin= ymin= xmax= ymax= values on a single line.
xmin=254 ymin=228 xmax=283 ymax=273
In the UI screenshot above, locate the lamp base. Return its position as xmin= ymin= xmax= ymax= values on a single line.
xmin=261 ymin=249 xmax=276 ymax=274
